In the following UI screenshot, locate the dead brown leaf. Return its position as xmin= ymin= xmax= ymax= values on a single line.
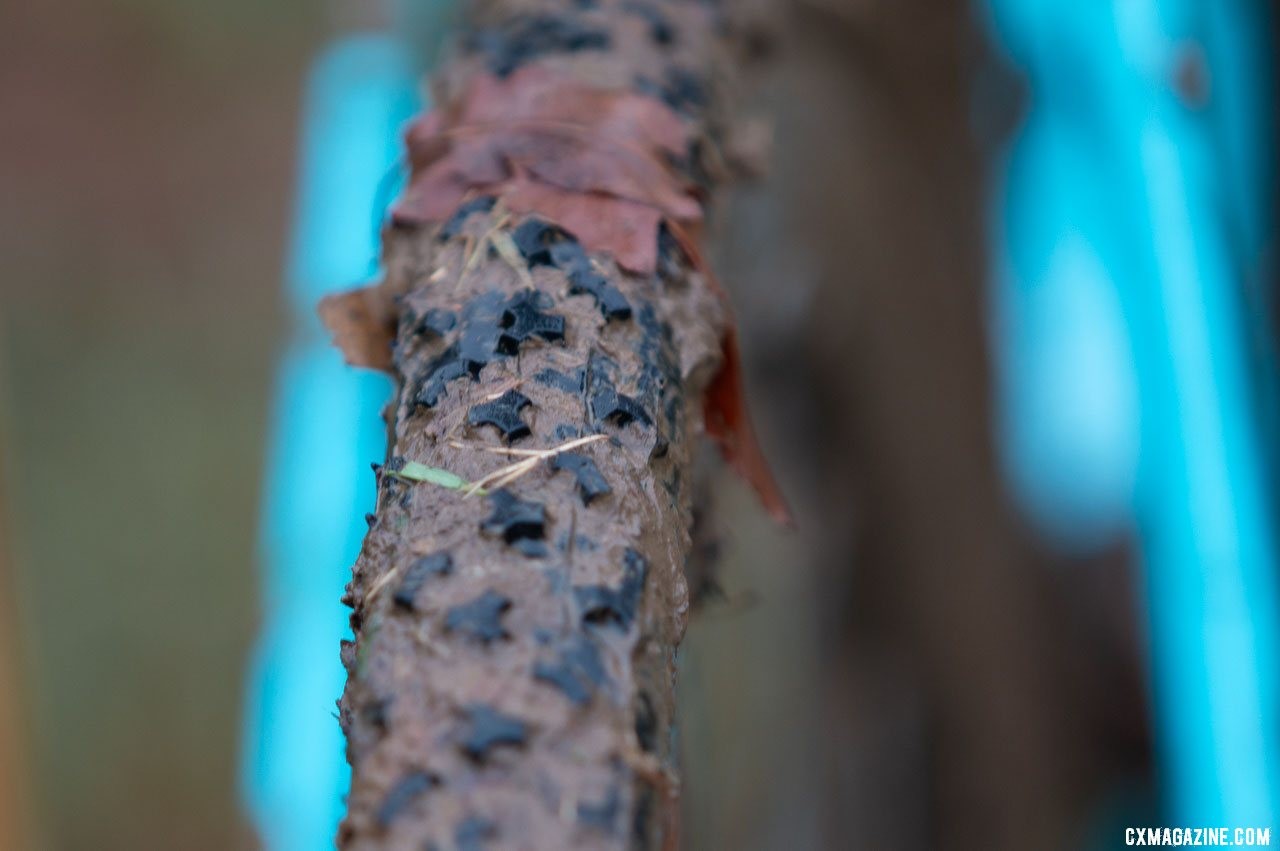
xmin=318 ymin=285 xmax=396 ymax=371
xmin=500 ymin=177 xmax=664 ymax=273
xmin=393 ymin=66 xmax=700 ymax=270
xmin=666 ymin=222 xmax=793 ymax=527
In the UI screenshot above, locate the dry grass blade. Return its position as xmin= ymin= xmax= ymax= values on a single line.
xmin=469 ymin=456 xmax=542 ymax=495
xmin=364 ymin=565 xmax=401 ymax=604
xmin=456 ymin=434 xmax=608 ymax=496
xmin=489 ymin=229 xmax=535 ymax=288
xmin=457 ymin=208 xmax=513 ymax=292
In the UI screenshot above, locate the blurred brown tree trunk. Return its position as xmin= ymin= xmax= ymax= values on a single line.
xmin=788 ymin=5 xmax=1076 ymax=844
xmin=711 ymin=1 xmax=1152 ymax=847
xmin=789 ymin=2 xmax=1154 ymax=846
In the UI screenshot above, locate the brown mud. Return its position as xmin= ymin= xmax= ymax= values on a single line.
xmin=330 ymin=0 xmax=773 ymax=847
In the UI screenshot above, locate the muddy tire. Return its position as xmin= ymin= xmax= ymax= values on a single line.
xmin=334 ymin=1 xmax=758 ymax=847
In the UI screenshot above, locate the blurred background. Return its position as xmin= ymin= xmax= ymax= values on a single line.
xmin=1 ymin=0 xmax=323 ymax=847
xmin=2 ymin=0 xmax=1279 ymax=849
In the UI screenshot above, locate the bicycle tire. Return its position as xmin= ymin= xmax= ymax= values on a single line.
xmin=329 ymin=1 xmax=774 ymax=846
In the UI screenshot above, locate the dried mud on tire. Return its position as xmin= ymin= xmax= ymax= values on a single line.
xmin=332 ymin=0 xmax=769 ymax=847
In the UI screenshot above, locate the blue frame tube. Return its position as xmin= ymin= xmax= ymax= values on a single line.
xmin=239 ymin=36 xmax=420 ymax=850
xmin=985 ymin=0 xmax=1279 ymax=829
